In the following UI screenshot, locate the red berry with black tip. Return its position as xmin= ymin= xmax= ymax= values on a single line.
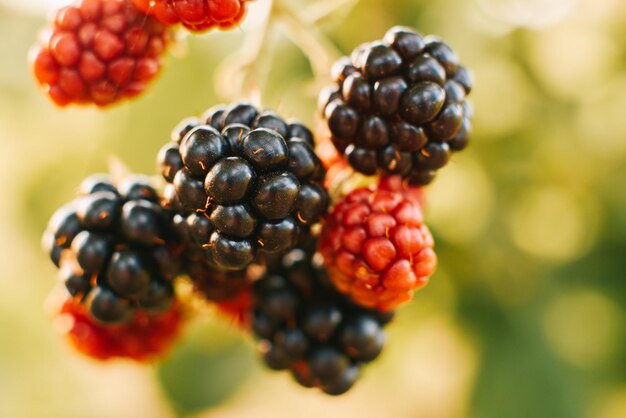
xmin=31 ymin=0 xmax=172 ymax=107
xmin=320 ymin=26 xmax=473 ymax=185
xmin=319 ymin=186 xmax=437 ymax=311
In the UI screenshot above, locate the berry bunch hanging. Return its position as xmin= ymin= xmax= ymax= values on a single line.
xmin=319 ymin=26 xmax=473 ymax=185
xmin=34 ymin=0 xmax=474 ymax=396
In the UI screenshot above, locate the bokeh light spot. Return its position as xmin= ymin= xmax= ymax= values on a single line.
xmin=428 ymin=155 xmax=496 ymax=244
xmin=543 ymin=290 xmax=620 ymax=369
xmin=507 ymin=186 xmax=599 ymax=262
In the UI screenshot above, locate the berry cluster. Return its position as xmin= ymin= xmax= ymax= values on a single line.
xmin=42 ymin=174 xmax=181 ymax=324
xmin=252 ymin=248 xmax=392 ymax=395
xmin=38 ymin=21 xmax=471 ymax=396
xmin=31 ymin=0 xmax=171 ymax=107
xmin=133 ymin=0 xmax=249 ymax=32
xmin=158 ymin=103 xmax=328 ymax=271
xmin=319 ymin=26 xmax=473 ymax=185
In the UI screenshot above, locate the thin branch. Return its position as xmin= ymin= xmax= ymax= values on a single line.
xmin=214 ymin=0 xmax=275 ymax=105
xmin=303 ymin=0 xmax=360 ymax=24
xmin=274 ymin=0 xmax=342 ymax=81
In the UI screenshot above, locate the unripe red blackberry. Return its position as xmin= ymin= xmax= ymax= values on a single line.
xmin=158 ymin=103 xmax=329 ymax=271
xmin=56 ymin=295 xmax=183 ymax=361
xmin=30 ymin=0 xmax=172 ymax=107
xmin=133 ymin=0 xmax=249 ymax=32
xmin=319 ymin=186 xmax=437 ymax=311
xmin=42 ymin=174 xmax=182 ymax=324
xmin=252 ymin=248 xmax=393 ymax=395
xmin=319 ymin=26 xmax=473 ymax=185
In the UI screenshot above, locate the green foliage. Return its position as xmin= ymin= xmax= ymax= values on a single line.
xmin=156 ymin=325 xmax=255 ymax=416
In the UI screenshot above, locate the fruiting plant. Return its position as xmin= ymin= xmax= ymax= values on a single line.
xmin=36 ymin=0 xmax=472 ymax=397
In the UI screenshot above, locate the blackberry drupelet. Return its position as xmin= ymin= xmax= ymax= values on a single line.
xmin=158 ymin=103 xmax=329 ymax=271
xmin=251 ymin=248 xmax=393 ymax=395
xmin=319 ymin=26 xmax=473 ymax=185
xmin=42 ymin=174 xmax=182 ymax=324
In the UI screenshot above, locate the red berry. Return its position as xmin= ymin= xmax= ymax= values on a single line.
xmin=56 ymin=296 xmax=183 ymax=361
xmin=133 ymin=0 xmax=249 ymax=32
xmin=215 ymin=285 xmax=253 ymax=329
xmin=30 ymin=0 xmax=172 ymax=107
xmin=378 ymin=175 xmax=426 ymax=208
xmin=319 ymin=186 xmax=437 ymax=311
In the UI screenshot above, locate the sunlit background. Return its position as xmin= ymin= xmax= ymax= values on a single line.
xmin=1 ymin=0 xmax=625 ymax=417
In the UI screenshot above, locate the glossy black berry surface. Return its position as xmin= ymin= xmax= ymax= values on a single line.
xmin=320 ymin=26 xmax=473 ymax=185
xmin=158 ymin=103 xmax=328 ymax=271
xmin=42 ymin=174 xmax=181 ymax=325
xmin=251 ymin=248 xmax=393 ymax=395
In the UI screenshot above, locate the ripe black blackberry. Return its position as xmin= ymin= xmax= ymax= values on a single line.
xmin=252 ymin=248 xmax=393 ymax=395
xmin=181 ymin=248 xmax=251 ymax=303
xmin=158 ymin=103 xmax=329 ymax=271
xmin=42 ymin=174 xmax=181 ymax=324
xmin=319 ymin=26 xmax=473 ymax=185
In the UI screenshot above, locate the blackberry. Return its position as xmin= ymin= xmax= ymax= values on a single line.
xmin=158 ymin=103 xmax=329 ymax=271
xmin=319 ymin=186 xmax=437 ymax=311
xmin=319 ymin=26 xmax=473 ymax=185
xmin=251 ymin=248 xmax=393 ymax=395
xmin=57 ymin=295 xmax=183 ymax=361
xmin=183 ymin=248 xmax=251 ymax=303
xmin=30 ymin=0 xmax=172 ymax=107
xmin=42 ymin=174 xmax=182 ymax=324
xmin=133 ymin=0 xmax=249 ymax=33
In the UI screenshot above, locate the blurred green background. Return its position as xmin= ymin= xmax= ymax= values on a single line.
xmin=1 ymin=0 xmax=625 ymax=417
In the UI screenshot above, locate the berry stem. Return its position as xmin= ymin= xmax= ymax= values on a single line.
xmin=301 ymin=0 xmax=361 ymax=24
xmin=106 ymin=156 xmax=132 ymax=185
xmin=215 ymin=0 xmax=276 ymax=105
xmin=273 ymin=0 xmax=341 ymax=81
